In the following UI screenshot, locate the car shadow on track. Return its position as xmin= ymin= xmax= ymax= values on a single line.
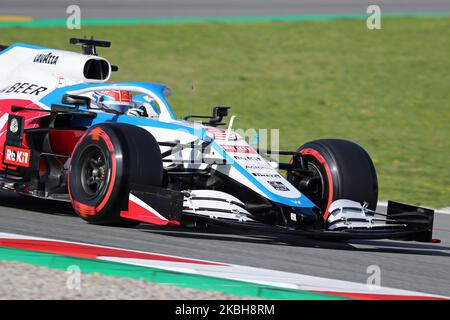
xmin=136 ymin=224 xmax=450 ymax=257
xmin=0 ymin=192 xmax=74 ymax=216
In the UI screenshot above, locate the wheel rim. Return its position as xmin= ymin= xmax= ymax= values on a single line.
xmin=289 ymin=156 xmax=329 ymax=213
xmin=79 ymin=146 xmax=110 ymax=199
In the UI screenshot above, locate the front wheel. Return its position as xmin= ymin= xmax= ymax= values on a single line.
xmin=287 ymin=139 xmax=378 ymax=221
xmin=68 ymin=123 xmax=163 ymax=226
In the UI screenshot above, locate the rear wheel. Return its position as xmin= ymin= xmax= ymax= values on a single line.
xmin=68 ymin=123 xmax=163 ymax=226
xmin=287 ymin=139 xmax=378 ymax=221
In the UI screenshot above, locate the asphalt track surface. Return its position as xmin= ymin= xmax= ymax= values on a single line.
xmin=0 ymin=191 xmax=449 ymax=296
xmin=1 ymin=0 xmax=450 ymax=298
xmin=1 ymin=0 xmax=450 ymax=19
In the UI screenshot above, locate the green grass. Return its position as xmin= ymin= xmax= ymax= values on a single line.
xmin=1 ymin=18 xmax=449 ymax=207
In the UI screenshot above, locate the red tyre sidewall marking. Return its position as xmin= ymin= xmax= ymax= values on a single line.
xmin=299 ymin=148 xmax=334 ymax=221
xmin=94 ymin=129 xmax=116 ymax=213
xmin=68 ymin=127 xmax=117 ymax=217
xmin=68 ymin=130 xmax=89 ymax=217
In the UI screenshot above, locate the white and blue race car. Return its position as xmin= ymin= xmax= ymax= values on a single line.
xmin=0 ymin=38 xmax=436 ymax=242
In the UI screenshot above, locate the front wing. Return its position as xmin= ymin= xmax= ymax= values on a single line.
xmin=119 ymin=185 xmax=437 ymax=243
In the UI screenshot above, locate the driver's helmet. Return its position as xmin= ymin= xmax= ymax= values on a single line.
xmin=92 ymin=90 xmax=135 ymax=114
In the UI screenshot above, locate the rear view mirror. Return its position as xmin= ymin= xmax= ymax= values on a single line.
xmin=62 ymin=94 xmax=90 ymax=108
xmin=183 ymin=106 xmax=230 ymax=127
xmin=212 ymin=106 xmax=229 ymax=119
xmin=209 ymin=106 xmax=230 ymax=125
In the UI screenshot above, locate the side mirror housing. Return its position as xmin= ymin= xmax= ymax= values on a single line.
xmin=209 ymin=106 xmax=230 ymax=126
xmin=61 ymin=94 xmax=90 ymax=108
xmin=212 ymin=106 xmax=229 ymax=119
xmin=182 ymin=106 xmax=230 ymax=127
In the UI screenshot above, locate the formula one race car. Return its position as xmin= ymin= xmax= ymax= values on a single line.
xmin=0 ymin=38 xmax=436 ymax=242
